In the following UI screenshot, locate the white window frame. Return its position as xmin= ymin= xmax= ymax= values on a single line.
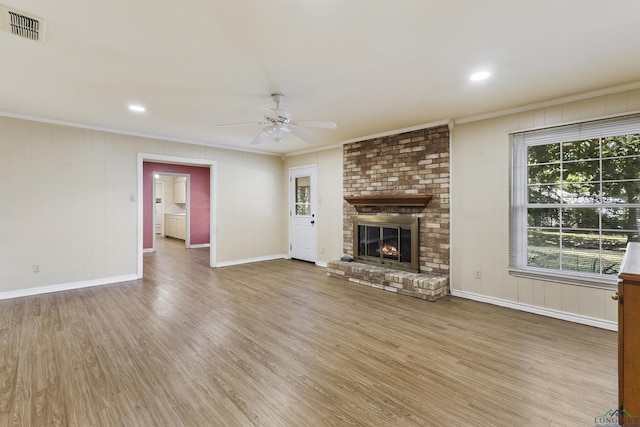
xmin=509 ymin=113 xmax=640 ymax=289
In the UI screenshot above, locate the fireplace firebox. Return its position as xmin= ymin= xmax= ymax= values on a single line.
xmin=353 ymin=215 xmax=419 ymax=272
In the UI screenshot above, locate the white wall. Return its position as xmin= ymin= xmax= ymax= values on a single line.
xmin=284 ymin=147 xmax=344 ymax=265
xmin=0 ymin=116 xmax=286 ymax=295
xmin=215 ymin=149 xmax=286 ymax=262
xmin=450 ymin=87 xmax=640 ymax=327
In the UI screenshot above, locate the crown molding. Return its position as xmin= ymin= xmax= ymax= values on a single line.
xmin=0 ymin=111 xmax=281 ymax=157
xmin=455 ymin=80 xmax=640 ymax=125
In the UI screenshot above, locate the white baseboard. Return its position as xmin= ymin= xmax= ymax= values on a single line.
xmin=450 ymin=289 xmax=617 ymax=331
xmin=189 ymin=243 xmax=210 ymax=249
xmin=0 ymin=274 xmax=139 ymax=301
xmin=143 ymin=248 xmax=155 ymax=253
xmin=315 ymin=261 xmax=328 ymax=268
xmin=216 ymin=254 xmax=288 ymax=267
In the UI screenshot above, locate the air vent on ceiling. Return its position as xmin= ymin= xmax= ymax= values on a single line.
xmin=0 ymin=5 xmax=46 ymax=42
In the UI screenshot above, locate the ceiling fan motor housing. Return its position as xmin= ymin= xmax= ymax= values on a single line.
xmin=271 ymin=93 xmax=285 ymax=105
xmin=266 ymin=109 xmax=292 ymax=124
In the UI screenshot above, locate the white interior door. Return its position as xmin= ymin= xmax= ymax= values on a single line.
xmin=290 ymin=166 xmax=317 ymax=262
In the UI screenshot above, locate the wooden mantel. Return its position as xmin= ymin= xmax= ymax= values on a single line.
xmin=344 ymin=194 xmax=432 ymax=207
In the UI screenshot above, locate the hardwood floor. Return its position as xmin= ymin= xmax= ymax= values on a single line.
xmin=0 ymin=237 xmax=617 ymax=426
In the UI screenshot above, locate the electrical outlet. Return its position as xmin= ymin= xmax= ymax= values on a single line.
xmin=320 ymin=248 xmax=325 ymax=254
xmin=474 ymin=270 xmax=481 ymax=279
xmin=33 ymin=264 xmax=41 ymax=273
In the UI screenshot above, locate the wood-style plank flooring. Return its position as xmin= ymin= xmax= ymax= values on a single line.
xmin=0 ymin=237 xmax=617 ymax=426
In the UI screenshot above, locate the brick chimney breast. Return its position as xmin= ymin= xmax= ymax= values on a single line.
xmin=343 ymin=125 xmax=450 ymax=276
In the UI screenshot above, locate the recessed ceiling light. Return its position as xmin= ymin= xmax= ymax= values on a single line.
xmin=470 ymin=71 xmax=491 ymax=81
xmin=128 ymin=104 xmax=146 ymax=112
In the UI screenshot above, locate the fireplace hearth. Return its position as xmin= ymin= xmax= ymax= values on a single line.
xmin=353 ymin=215 xmax=419 ymax=272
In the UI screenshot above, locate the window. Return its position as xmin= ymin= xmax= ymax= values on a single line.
xmin=295 ymin=176 xmax=311 ymax=215
xmin=510 ymin=114 xmax=640 ymax=287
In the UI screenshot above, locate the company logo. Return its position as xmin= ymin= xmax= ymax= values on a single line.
xmin=594 ymin=408 xmax=640 ymax=427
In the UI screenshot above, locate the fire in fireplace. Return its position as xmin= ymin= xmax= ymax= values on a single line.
xmin=353 ymin=215 xmax=419 ymax=272
xmin=382 ymin=243 xmax=398 ymax=258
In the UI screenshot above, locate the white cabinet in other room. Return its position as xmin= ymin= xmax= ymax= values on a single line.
xmin=165 ymin=214 xmax=186 ymax=240
xmin=173 ymin=178 xmax=187 ymax=204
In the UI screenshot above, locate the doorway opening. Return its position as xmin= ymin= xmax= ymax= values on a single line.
xmin=153 ymin=173 xmax=190 ymax=251
xmin=137 ymin=154 xmax=216 ymax=278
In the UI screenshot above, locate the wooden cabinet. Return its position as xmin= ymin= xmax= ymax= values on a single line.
xmin=164 ymin=214 xmax=186 ymax=240
xmin=617 ymin=242 xmax=640 ymax=423
xmin=173 ymin=179 xmax=186 ymax=204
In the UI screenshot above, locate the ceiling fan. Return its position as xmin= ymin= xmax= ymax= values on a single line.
xmin=215 ymin=94 xmax=337 ymax=145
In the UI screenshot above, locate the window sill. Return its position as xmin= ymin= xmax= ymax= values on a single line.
xmin=508 ymin=268 xmax=618 ymax=290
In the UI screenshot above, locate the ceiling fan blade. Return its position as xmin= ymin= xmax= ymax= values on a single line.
xmin=291 ymin=127 xmax=318 ymax=144
xmin=260 ymin=108 xmax=279 ymax=121
xmin=215 ymin=121 xmax=266 ymax=128
xmin=250 ymin=131 xmax=271 ymax=145
xmin=292 ymin=120 xmax=337 ymax=129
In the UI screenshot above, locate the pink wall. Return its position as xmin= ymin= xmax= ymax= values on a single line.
xmin=143 ymin=162 xmax=210 ymax=249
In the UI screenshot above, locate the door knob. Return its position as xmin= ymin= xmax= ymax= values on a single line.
xmin=310 ymin=220 xmax=315 ymax=225
xmin=612 ymin=292 xmax=620 ymax=301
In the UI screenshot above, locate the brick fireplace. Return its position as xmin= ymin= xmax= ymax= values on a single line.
xmin=327 ymin=124 xmax=450 ymax=301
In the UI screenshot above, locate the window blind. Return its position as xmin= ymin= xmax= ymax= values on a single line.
xmin=511 ymin=113 xmax=640 ymax=146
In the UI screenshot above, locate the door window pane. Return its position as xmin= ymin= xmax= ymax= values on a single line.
xmin=295 ymin=176 xmax=311 ymax=215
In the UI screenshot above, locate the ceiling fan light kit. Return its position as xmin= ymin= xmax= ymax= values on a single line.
xmin=265 ymin=124 xmax=290 ymax=143
xmin=216 ymin=93 xmax=337 ymax=145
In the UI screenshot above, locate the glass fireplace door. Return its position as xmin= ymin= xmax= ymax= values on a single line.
xmin=358 ymin=225 xmax=380 ymax=258
xmin=353 ymin=215 xmax=420 ymax=272
xmin=358 ymin=225 xmax=404 ymax=262
xmin=381 ymin=227 xmax=400 ymax=260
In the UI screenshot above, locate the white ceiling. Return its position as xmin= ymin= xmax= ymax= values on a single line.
xmin=2 ymin=1 xmax=640 ymax=155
